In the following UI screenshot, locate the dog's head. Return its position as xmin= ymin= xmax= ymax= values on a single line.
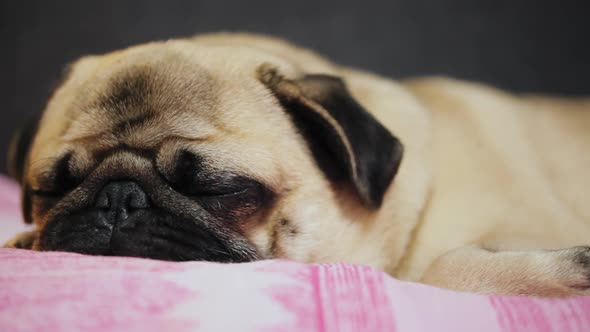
xmin=8 ymin=36 xmax=403 ymax=263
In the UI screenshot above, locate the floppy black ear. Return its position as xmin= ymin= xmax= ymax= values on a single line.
xmin=258 ymin=65 xmax=403 ymax=209
xmin=7 ymin=114 xmax=40 ymax=183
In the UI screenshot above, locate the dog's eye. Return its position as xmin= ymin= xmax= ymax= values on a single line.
xmin=195 ymin=180 xmax=269 ymax=220
xmin=171 ymin=150 xmax=252 ymax=196
xmin=178 ymin=176 xmax=269 ymax=221
xmin=169 ymin=150 xmax=272 ymax=219
xmin=187 ymin=176 xmax=262 ymax=196
xmin=31 ymin=153 xmax=79 ymax=197
xmin=182 ymin=174 xmax=265 ymax=200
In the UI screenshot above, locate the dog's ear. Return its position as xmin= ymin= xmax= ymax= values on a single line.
xmin=258 ymin=65 xmax=403 ymax=209
xmin=7 ymin=114 xmax=40 ymax=183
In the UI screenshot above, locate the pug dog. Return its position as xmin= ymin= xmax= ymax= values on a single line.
xmin=5 ymin=33 xmax=590 ymax=297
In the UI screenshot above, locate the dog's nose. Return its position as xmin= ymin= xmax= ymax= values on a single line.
xmin=95 ymin=181 xmax=150 ymax=211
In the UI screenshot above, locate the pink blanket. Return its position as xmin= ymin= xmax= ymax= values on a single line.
xmin=0 ymin=175 xmax=589 ymax=332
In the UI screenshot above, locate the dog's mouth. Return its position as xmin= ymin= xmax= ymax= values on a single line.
xmin=40 ymin=209 xmax=248 ymax=262
xmin=37 ymin=180 xmax=260 ymax=262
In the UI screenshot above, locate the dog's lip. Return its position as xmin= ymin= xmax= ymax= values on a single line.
xmin=38 ymin=201 xmax=263 ymax=262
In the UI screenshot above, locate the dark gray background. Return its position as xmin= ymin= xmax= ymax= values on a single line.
xmin=1 ymin=0 xmax=589 ymax=174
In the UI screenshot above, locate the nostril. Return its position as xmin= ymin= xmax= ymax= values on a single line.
xmin=94 ymin=181 xmax=150 ymax=211
xmin=127 ymin=186 xmax=149 ymax=209
xmin=95 ymin=191 xmax=110 ymax=209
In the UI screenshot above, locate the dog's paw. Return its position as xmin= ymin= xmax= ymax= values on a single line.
xmin=568 ymin=246 xmax=590 ymax=291
xmin=549 ymin=246 xmax=590 ymax=296
xmin=525 ymin=246 xmax=590 ymax=296
xmin=3 ymin=231 xmax=36 ymax=249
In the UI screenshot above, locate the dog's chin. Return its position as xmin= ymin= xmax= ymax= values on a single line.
xmin=38 ymin=209 xmax=252 ymax=262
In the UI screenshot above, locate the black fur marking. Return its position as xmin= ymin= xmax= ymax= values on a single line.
xmin=269 ymin=220 xmax=280 ymax=256
xmin=268 ymin=219 xmax=297 ymax=256
xmin=33 ymin=153 xmax=80 ymax=197
xmin=280 ymin=218 xmax=298 ymax=236
xmin=98 ymin=70 xmax=153 ymax=113
xmin=272 ymin=74 xmax=404 ymax=209
xmin=169 ymin=150 xmax=206 ymax=193
xmin=53 ymin=153 xmax=76 ymax=190
xmin=573 ymin=246 xmax=590 ymax=271
xmin=21 ymin=185 xmax=33 ymax=224
xmin=570 ymin=246 xmax=590 ymax=290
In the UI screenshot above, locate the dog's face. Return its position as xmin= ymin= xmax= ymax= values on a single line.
xmin=8 ymin=39 xmax=403 ymax=262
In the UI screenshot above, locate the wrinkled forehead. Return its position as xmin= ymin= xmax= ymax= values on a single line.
xmin=28 ymin=43 xmax=301 ymax=182
xmin=38 ymin=43 xmax=291 ymax=147
xmin=63 ymin=49 xmax=222 ymax=143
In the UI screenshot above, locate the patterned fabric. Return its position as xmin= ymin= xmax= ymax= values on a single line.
xmin=1 ymin=250 xmax=590 ymax=332
xmin=0 ymin=175 xmax=589 ymax=332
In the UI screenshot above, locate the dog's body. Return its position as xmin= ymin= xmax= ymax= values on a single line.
xmin=6 ymin=33 xmax=590 ymax=296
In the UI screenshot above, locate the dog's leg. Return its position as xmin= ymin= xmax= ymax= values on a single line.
xmin=3 ymin=231 xmax=36 ymax=249
xmin=420 ymin=246 xmax=590 ymax=296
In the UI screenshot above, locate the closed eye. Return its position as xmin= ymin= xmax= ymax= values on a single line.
xmin=194 ymin=186 xmax=252 ymax=197
xmin=166 ymin=150 xmax=273 ymax=219
xmin=195 ymin=182 xmax=271 ymax=221
xmin=184 ymin=177 xmax=263 ymax=197
xmin=31 ymin=152 xmax=79 ymax=197
xmin=168 ymin=150 xmax=256 ymax=196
